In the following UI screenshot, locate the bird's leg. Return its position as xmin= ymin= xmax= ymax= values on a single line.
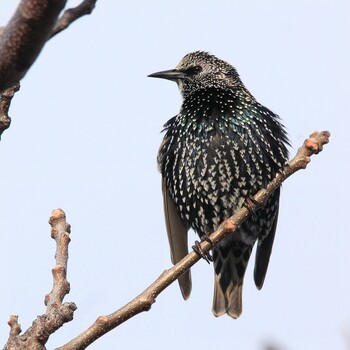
xmin=192 ymin=241 xmax=212 ymax=263
xmin=242 ymin=196 xmax=259 ymax=219
xmin=192 ymin=232 xmax=214 ymax=264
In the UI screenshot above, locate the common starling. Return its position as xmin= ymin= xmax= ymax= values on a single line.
xmin=149 ymin=51 xmax=289 ymax=318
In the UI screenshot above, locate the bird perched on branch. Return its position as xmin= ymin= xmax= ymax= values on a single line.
xmin=149 ymin=51 xmax=289 ymax=318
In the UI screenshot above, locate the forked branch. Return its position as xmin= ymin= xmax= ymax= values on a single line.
xmin=51 ymin=0 xmax=98 ymax=39
xmin=4 ymin=209 xmax=76 ymax=350
xmin=0 ymin=0 xmax=98 ymax=138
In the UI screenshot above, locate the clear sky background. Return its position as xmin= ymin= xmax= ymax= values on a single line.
xmin=0 ymin=1 xmax=349 ymax=349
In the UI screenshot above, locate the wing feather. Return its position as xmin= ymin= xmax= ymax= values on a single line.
xmin=254 ymin=189 xmax=280 ymax=289
xmin=162 ymin=179 xmax=192 ymax=299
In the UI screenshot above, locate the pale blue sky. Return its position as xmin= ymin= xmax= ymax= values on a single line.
xmin=0 ymin=1 xmax=349 ymax=349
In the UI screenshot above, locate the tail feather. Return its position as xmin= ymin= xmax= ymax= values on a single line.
xmin=212 ymin=237 xmax=253 ymax=319
xmin=212 ymin=275 xmax=243 ymax=318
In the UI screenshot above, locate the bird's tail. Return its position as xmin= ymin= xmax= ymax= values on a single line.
xmin=211 ymin=240 xmax=253 ymax=319
xmin=212 ymin=276 xmax=243 ymax=318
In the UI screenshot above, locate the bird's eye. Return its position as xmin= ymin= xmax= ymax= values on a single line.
xmin=186 ymin=66 xmax=203 ymax=76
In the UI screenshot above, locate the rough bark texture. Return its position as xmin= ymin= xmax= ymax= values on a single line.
xmin=0 ymin=83 xmax=20 ymax=137
xmin=0 ymin=0 xmax=67 ymax=91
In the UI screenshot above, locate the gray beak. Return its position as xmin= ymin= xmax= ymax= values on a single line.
xmin=148 ymin=69 xmax=186 ymax=81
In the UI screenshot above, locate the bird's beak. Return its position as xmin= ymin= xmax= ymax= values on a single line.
xmin=148 ymin=69 xmax=186 ymax=81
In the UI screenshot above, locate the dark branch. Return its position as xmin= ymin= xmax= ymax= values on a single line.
xmin=50 ymin=0 xmax=98 ymax=39
xmin=0 ymin=0 xmax=98 ymax=137
xmin=0 ymin=83 xmax=20 ymax=138
xmin=0 ymin=0 xmax=67 ymax=91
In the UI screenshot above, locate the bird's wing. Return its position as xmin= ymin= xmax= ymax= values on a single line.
xmin=162 ymin=179 xmax=192 ymax=299
xmin=253 ymin=188 xmax=280 ymax=289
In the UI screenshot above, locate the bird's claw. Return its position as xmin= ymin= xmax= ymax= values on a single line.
xmin=243 ymin=196 xmax=259 ymax=219
xmin=201 ymin=234 xmax=214 ymax=246
xmin=192 ymin=234 xmax=214 ymax=264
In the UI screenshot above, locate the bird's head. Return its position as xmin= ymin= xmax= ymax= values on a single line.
xmin=148 ymin=51 xmax=244 ymax=98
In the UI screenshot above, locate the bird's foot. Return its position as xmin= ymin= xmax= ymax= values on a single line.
xmin=201 ymin=233 xmax=214 ymax=245
xmin=243 ymin=196 xmax=259 ymax=219
xmin=192 ymin=234 xmax=214 ymax=264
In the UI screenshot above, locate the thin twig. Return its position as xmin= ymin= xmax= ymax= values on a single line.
xmin=55 ymin=131 xmax=330 ymax=350
xmin=45 ymin=209 xmax=72 ymax=308
xmin=3 ymin=209 xmax=77 ymax=350
xmin=50 ymin=0 xmax=98 ymax=39
xmin=6 ymin=315 xmax=22 ymax=343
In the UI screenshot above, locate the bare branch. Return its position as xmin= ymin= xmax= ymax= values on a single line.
xmin=45 ymin=209 xmax=72 ymax=307
xmin=0 ymin=0 xmax=98 ymax=138
xmin=0 ymin=0 xmax=67 ymax=91
xmin=0 ymin=83 xmax=20 ymax=138
xmin=50 ymin=0 xmax=98 ymax=39
xmin=55 ymin=131 xmax=330 ymax=350
xmin=4 ymin=209 xmax=76 ymax=350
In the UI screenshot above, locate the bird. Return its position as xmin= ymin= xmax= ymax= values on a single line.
xmin=148 ymin=51 xmax=289 ymax=319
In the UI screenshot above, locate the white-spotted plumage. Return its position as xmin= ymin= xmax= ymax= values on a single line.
xmin=152 ymin=51 xmax=290 ymax=318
